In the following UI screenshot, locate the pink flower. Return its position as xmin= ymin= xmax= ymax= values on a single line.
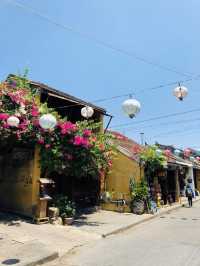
xmin=81 ymin=138 xmax=89 ymax=148
xmin=45 ymin=144 xmax=51 ymax=149
xmin=73 ymin=136 xmax=89 ymax=148
xmin=83 ymin=129 xmax=92 ymax=137
xmin=0 ymin=113 xmax=9 ymax=120
xmin=2 ymin=122 xmax=9 ymax=128
xmin=73 ymin=135 xmax=83 ymax=146
xmin=16 ymin=132 xmax=21 ymax=140
xmin=33 ymin=119 xmax=39 ymax=127
xmin=31 ymin=106 xmax=39 ymax=117
xmin=108 ymin=160 xmax=112 ymax=167
xmin=19 ymin=120 xmax=29 ymax=130
xmin=38 ymin=138 xmax=45 ymax=145
xmin=59 ymin=121 xmax=77 ymax=135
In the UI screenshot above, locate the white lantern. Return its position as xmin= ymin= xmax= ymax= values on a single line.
xmin=81 ymin=106 xmax=94 ymax=119
xmin=122 ymin=98 xmax=141 ymax=118
xmin=7 ymin=116 xmax=20 ymax=127
xmin=173 ymin=84 xmax=188 ymax=101
xmin=39 ymin=114 xmax=57 ymax=129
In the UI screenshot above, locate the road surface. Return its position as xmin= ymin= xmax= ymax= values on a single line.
xmin=49 ymin=200 xmax=200 ymax=266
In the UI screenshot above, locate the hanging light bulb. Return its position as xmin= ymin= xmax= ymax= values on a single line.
xmin=39 ymin=114 xmax=57 ymax=129
xmin=173 ymin=83 xmax=188 ymax=101
xmin=81 ymin=106 xmax=94 ymax=119
xmin=122 ymin=95 xmax=141 ymax=119
xmin=7 ymin=116 xmax=20 ymax=127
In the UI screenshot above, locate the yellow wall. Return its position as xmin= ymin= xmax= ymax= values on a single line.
xmin=102 ymin=151 xmax=144 ymax=212
xmin=195 ymin=169 xmax=200 ymax=191
xmin=0 ymin=146 xmax=40 ymax=217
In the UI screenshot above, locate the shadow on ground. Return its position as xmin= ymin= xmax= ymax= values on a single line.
xmin=0 ymin=212 xmax=32 ymax=226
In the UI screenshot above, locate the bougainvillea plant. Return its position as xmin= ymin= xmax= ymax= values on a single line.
xmin=0 ymin=74 xmax=114 ymax=178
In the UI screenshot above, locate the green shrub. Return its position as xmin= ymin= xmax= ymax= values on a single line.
xmin=53 ymin=195 xmax=76 ymax=218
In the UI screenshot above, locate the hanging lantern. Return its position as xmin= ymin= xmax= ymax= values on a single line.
xmin=122 ymin=97 xmax=141 ymax=119
xmin=174 ymin=149 xmax=181 ymax=156
xmin=164 ymin=149 xmax=171 ymax=157
xmin=7 ymin=116 xmax=20 ymax=127
xmin=81 ymin=106 xmax=94 ymax=119
xmin=173 ymin=84 xmax=188 ymax=101
xmin=39 ymin=114 xmax=57 ymax=129
xmin=184 ymin=148 xmax=191 ymax=157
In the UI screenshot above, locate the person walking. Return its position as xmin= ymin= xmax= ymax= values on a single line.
xmin=185 ymin=185 xmax=193 ymax=207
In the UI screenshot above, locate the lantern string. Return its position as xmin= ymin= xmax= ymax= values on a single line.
xmin=5 ymin=0 xmax=194 ymax=78
xmin=54 ymin=74 xmax=200 ymax=110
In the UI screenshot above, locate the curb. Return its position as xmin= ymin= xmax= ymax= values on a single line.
xmin=0 ymin=241 xmax=59 ymax=266
xmin=25 ymin=252 xmax=59 ymax=266
xmin=102 ymin=198 xmax=200 ymax=238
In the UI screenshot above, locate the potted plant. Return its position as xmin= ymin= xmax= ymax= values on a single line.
xmin=129 ymin=178 xmax=148 ymax=215
xmin=53 ymin=195 xmax=76 ymax=225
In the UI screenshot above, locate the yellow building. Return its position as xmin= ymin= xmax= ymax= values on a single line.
xmin=0 ymin=77 xmax=106 ymax=218
xmin=102 ymin=132 xmax=144 ymax=212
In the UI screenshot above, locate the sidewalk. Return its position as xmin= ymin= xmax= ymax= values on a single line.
xmin=0 ymin=212 xmax=100 ymax=266
xmin=72 ymin=196 xmax=200 ymax=237
xmin=0 ymin=197 xmax=199 ymax=265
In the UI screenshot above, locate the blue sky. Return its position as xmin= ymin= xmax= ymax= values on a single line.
xmin=0 ymin=0 xmax=200 ymax=148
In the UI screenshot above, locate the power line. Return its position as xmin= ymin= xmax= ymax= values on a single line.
xmin=110 ymin=108 xmax=200 ymax=129
xmin=116 ymin=117 xmax=200 ymax=132
xmin=152 ymin=126 xmax=200 ymax=139
xmin=51 ymin=74 xmax=200 ymax=110
xmin=5 ymin=0 xmax=193 ymax=78
xmin=153 ymin=124 xmax=200 ymax=138
xmin=92 ymin=75 xmax=200 ymax=103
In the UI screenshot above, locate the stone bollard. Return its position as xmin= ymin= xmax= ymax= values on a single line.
xmin=48 ymin=207 xmax=62 ymax=225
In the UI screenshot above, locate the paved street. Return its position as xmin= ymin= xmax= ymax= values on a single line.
xmin=48 ymin=200 xmax=200 ymax=266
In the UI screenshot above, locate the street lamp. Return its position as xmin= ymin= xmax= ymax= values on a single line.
xmin=122 ymin=96 xmax=141 ymax=118
xmin=173 ymin=83 xmax=188 ymax=101
xmin=81 ymin=106 xmax=94 ymax=119
xmin=39 ymin=114 xmax=57 ymax=129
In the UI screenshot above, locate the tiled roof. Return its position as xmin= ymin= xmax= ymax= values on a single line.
xmin=109 ymin=131 xmax=142 ymax=162
xmin=7 ymin=74 xmax=106 ymax=114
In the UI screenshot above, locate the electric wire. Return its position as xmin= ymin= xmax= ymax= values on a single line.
xmin=115 ymin=117 xmax=200 ymax=132
xmin=110 ymin=108 xmax=200 ymax=129
xmin=5 ymin=0 xmax=193 ymax=78
xmin=52 ymin=73 xmax=200 ymax=110
xmin=4 ymin=0 xmax=200 ymax=107
xmin=152 ymin=127 xmax=200 ymax=139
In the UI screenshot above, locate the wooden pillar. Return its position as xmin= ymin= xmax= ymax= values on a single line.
xmin=32 ymin=145 xmax=41 ymax=216
xmin=175 ymin=168 xmax=180 ymax=202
